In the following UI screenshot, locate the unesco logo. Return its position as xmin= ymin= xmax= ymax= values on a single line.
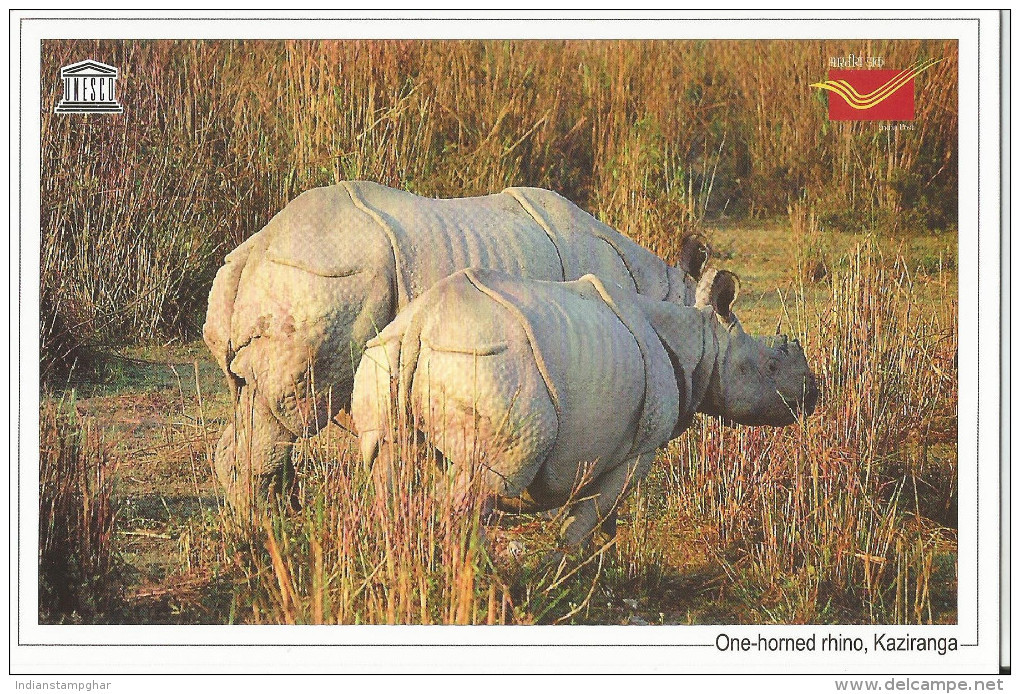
xmin=54 ymin=59 xmax=124 ymax=114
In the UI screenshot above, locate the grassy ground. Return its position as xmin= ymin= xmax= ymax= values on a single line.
xmin=706 ymin=215 xmax=956 ymax=333
xmin=43 ymin=216 xmax=957 ymax=626
xmin=59 ymin=344 xmax=227 ymax=622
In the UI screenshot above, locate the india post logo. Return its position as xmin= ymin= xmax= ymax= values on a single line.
xmin=811 ymin=58 xmax=940 ymax=121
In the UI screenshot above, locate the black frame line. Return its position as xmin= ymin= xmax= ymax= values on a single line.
xmin=998 ymin=9 xmax=1011 ymax=676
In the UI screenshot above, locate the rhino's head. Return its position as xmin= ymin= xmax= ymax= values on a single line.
xmin=696 ymin=269 xmax=819 ymax=426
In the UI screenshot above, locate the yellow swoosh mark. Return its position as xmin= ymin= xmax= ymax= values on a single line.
xmin=810 ymin=58 xmax=941 ymax=110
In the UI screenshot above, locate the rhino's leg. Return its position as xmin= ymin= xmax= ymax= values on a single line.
xmin=559 ymin=452 xmax=654 ymax=548
xmin=364 ymin=430 xmax=402 ymax=517
xmin=599 ymin=509 xmax=620 ymax=540
xmin=215 ymin=383 xmax=299 ymax=515
xmin=219 ymin=262 xmax=397 ymax=507
xmin=369 ymin=429 xmax=454 ymax=518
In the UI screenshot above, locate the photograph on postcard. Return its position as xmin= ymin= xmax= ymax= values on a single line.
xmin=35 ymin=37 xmax=961 ymax=630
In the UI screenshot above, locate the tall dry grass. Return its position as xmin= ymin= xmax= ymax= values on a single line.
xmin=40 ymin=39 xmax=957 ymax=378
xmin=218 ymin=383 xmax=625 ymax=626
xmin=210 ymin=236 xmax=956 ymax=625
xmin=663 ymin=240 xmax=957 ymax=623
xmin=39 ymin=399 xmax=122 ymax=622
xmin=220 ymin=426 xmax=567 ymax=625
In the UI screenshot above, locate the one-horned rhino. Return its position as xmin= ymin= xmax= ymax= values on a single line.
xmin=351 ymin=267 xmax=819 ymax=548
xmin=204 ymin=181 xmax=711 ymax=510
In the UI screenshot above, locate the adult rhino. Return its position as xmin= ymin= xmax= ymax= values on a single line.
xmin=351 ymin=268 xmax=819 ymax=548
xmin=204 ymin=181 xmax=710 ymax=510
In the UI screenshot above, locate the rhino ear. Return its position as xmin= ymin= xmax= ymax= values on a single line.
xmin=709 ymin=270 xmax=740 ymax=319
xmin=679 ymin=234 xmax=710 ymax=280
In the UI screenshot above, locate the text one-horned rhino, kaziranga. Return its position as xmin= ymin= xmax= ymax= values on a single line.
xmin=204 ymin=182 xmax=711 ymax=511
xmin=351 ymin=268 xmax=819 ymax=548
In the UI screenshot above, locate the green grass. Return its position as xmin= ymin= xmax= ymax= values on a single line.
xmin=55 ymin=342 xmax=224 ymax=399
xmin=704 ymin=216 xmax=956 ymax=336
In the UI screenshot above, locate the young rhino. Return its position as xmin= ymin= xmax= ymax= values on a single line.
xmin=351 ymin=268 xmax=818 ymax=547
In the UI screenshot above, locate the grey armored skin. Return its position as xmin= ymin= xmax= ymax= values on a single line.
xmin=351 ymin=268 xmax=819 ymax=548
xmin=203 ymin=181 xmax=711 ymax=510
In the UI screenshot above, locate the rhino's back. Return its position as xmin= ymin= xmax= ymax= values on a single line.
xmin=258 ymin=184 xmax=398 ymax=278
xmin=504 ymin=187 xmax=672 ymax=300
xmin=239 ymin=181 xmax=671 ymax=305
xmin=346 ymin=181 xmax=567 ymax=303
xmin=470 ymin=271 xmax=680 ymax=461
xmin=410 ymin=270 xmax=679 ymax=499
xmin=389 ymin=272 xmax=557 ymax=496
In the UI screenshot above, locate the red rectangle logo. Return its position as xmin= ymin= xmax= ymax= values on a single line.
xmin=824 ymin=69 xmax=915 ymax=121
xmin=812 ymin=59 xmax=941 ymax=122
